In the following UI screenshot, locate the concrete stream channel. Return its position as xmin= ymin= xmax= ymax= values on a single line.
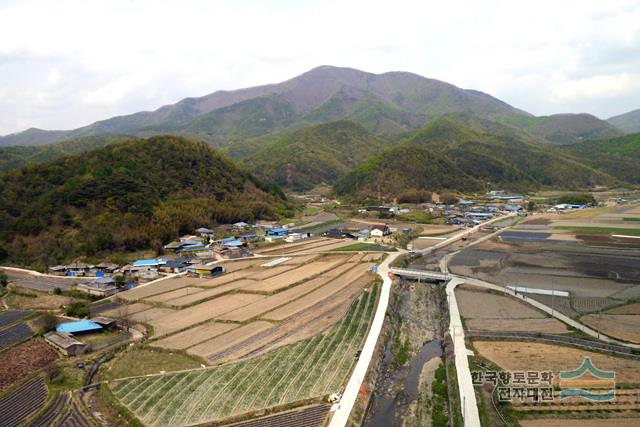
xmin=364 ymin=281 xmax=446 ymax=426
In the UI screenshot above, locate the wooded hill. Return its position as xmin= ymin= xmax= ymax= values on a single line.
xmin=0 ymin=135 xmax=291 ymax=266
xmin=334 ymin=116 xmax=617 ymax=198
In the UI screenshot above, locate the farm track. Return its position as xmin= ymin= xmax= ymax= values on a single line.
xmin=110 ymin=283 xmax=379 ymax=426
xmin=0 ymin=376 xmax=48 ymax=427
xmin=468 ymin=331 xmax=640 ymax=358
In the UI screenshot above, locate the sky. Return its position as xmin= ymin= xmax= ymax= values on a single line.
xmin=0 ymin=0 xmax=639 ymax=135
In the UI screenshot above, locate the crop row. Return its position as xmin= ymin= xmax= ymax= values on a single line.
xmin=112 ymin=282 xmax=379 ymax=426
xmin=0 ymin=310 xmax=31 ymax=328
xmin=0 ymin=376 xmax=48 ymax=427
xmin=0 ymin=322 xmax=33 ymax=351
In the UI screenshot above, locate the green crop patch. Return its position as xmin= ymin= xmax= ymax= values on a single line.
xmin=109 ymin=281 xmax=379 ymax=426
xmin=555 ymin=226 xmax=640 ymax=235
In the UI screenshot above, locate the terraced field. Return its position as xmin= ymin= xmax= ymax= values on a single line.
xmin=110 ymin=282 xmax=379 ymax=426
xmin=0 ymin=376 xmax=48 ymax=427
xmin=0 ymin=310 xmax=31 ymax=328
xmin=0 ymin=322 xmax=33 ymax=351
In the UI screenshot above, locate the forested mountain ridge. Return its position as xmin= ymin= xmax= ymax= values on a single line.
xmin=335 ymin=117 xmax=617 ymax=198
xmin=233 ymin=120 xmax=388 ymax=191
xmin=608 ymin=109 xmax=640 ymax=134
xmin=0 ymin=66 xmax=533 ymax=147
xmin=0 ymin=135 xmax=291 ymax=267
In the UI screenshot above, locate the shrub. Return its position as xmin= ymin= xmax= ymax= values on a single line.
xmin=65 ymin=302 xmax=90 ymax=318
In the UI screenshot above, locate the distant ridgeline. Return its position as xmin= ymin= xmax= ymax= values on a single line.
xmin=0 ymin=135 xmax=292 ymax=267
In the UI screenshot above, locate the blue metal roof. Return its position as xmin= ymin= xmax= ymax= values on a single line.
xmin=267 ymin=227 xmax=288 ymax=235
xmin=56 ymin=320 xmax=103 ymax=334
xmin=223 ymin=240 xmax=243 ymax=247
xmin=133 ymin=259 xmax=167 ymax=267
xmin=221 ymin=237 xmax=236 ymax=243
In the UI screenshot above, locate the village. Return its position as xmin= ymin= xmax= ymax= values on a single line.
xmin=0 ymin=189 xmax=613 ymax=427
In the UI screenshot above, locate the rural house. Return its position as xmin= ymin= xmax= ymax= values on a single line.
xmin=44 ymin=332 xmax=90 ymax=356
xmin=370 ymin=224 xmax=391 ymax=237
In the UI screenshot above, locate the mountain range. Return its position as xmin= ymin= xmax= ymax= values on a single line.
xmin=1 ymin=66 xmax=640 ymax=266
xmin=1 ymin=65 xmax=635 ymax=148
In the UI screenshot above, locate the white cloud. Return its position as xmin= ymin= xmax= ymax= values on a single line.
xmin=551 ymin=73 xmax=640 ymax=101
xmin=0 ymin=0 xmax=640 ymax=134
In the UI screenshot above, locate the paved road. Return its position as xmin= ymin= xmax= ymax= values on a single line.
xmin=330 ymin=214 xmax=515 ymax=427
xmin=328 ymin=249 xmax=404 ymax=427
xmin=454 ymin=274 xmax=640 ymax=350
xmin=447 ymin=277 xmax=481 ymax=427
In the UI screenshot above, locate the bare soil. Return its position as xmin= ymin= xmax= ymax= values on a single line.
xmin=466 ymin=318 xmax=568 ymax=333
xmin=582 ymin=314 xmax=640 ymax=343
xmin=473 ymin=340 xmax=640 ymax=385
xmin=149 ymin=293 xmax=265 ymax=336
xmin=520 ymin=418 xmax=640 ymax=427
xmin=153 ymin=322 xmax=238 ymax=350
xmin=161 ymin=279 xmax=256 ymax=307
xmin=118 ymin=277 xmax=205 ymax=301
xmin=0 ymin=339 xmax=59 ymax=391
xmin=608 ymin=303 xmax=640 ymax=314
xmin=262 ymin=265 xmax=372 ymax=321
xmin=187 ymin=321 xmax=273 ymax=360
xmin=456 ymin=288 xmax=546 ymax=319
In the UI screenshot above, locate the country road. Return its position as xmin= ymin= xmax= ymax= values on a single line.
xmin=327 ymin=249 xmax=404 ymax=427
xmin=454 ymin=274 xmax=640 ymax=350
xmin=330 ymin=214 xmax=515 ymax=427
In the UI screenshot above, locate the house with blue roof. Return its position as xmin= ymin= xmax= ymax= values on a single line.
xmin=56 ymin=320 xmax=103 ymax=335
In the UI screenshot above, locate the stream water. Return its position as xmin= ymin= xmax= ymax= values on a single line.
xmin=366 ymin=339 xmax=443 ymax=427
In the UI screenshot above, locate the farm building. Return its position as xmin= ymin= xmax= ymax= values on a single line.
xmin=131 ymin=258 xmax=167 ymax=273
xmin=44 ymin=332 xmax=90 ymax=356
xmin=90 ymin=317 xmax=117 ymax=330
xmin=323 ymin=229 xmax=356 ymax=239
xmin=370 ymin=224 xmax=391 ymax=237
xmin=95 ymin=262 xmax=118 ymax=274
xmin=188 ymin=264 xmax=225 ymax=278
xmin=49 ymin=262 xmax=95 ymax=276
xmin=366 ymin=206 xmax=397 ymax=213
xmin=57 ymin=320 xmax=103 ymax=335
xmin=237 ymin=233 xmax=259 ymax=242
xmin=77 ymin=277 xmax=118 ymax=297
xmin=285 ymin=232 xmax=312 ymax=242
xmin=161 ymin=258 xmax=192 ymax=273
xmin=196 ymin=227 xmax=215 ymax=236
xmin=266 ymin=227 xmax=288 ymax=237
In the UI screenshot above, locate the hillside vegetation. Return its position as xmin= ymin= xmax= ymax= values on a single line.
xmin=0 ymin=136 xmax=291 ymax=267
xmin=0 ymin=135 xmax=131 ymax=172
xmin=503 ymin=113 xmax=623 ymax=144
xmin=0 ymin=66 xmax=532 ymax=147
xmin=608 ymin=109 xmax=640 ymax=134
xmin=335 ymin=117 xmax=616 ymax=198
xmin=234 ymin=121 xmax=388 ymax=191
xmin=561 ymin=133 xmax=640 ymax=184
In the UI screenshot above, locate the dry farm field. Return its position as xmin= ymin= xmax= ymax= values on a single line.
xmin=473 ymin=340 xmax=640 ymax=384
xmin=456 ymin=287 xmax=546 ymax=319
xmin=582 ymin=314 xmax=640 ymax=343
xmin=466 ymin=318 xmax=568 ymax=334
xmin=110 ymin=281 xmax=379 ymax=427
xmin=608 ymin=303 xmax=640 ymax=315
xmin=107 ymin=252 xmax=378 ymax=365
